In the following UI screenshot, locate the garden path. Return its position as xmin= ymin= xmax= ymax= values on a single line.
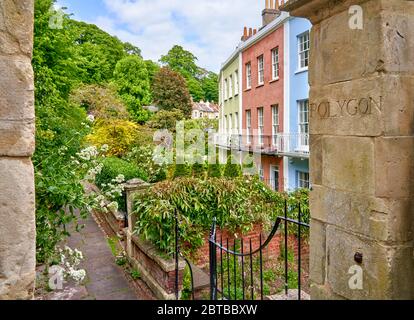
xmin=66 ymin=214 xmax=143 ymax=300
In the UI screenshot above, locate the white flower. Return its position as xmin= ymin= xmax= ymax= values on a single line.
xmin=86 ymin=115 xmax=95 ymax=123
xmin=100 ymin=144 xmax=109 ymax=152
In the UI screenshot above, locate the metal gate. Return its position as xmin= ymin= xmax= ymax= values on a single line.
xmin=174 ymin=201 xmax=309 ymax=300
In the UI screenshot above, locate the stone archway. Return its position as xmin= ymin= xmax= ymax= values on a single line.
xmin=0 ymin=0 xmax=36 ymax=299
xmin=282 ymin=0 xmax=414 ymax=299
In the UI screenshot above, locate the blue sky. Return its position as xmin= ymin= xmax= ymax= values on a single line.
xmin=56 ymin=0 xmax=263 ymax=72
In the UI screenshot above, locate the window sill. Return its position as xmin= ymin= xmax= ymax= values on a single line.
xmin=269 ymin=77 xmax=280 ymax=84
xmin=244 ymin=88 xmax=252 ymax=92
xmin=295 ymin=67 xmax=308 ymax=74
xmin=256 ymin=83 xmax=265 ymax=88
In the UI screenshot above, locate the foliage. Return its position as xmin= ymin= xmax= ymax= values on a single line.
xmin=201 ymin=72 xmax=219 ymax=103
xmin=69 ymin=20 xmax=127 ymax=84
xmin=184 ymin=118 xmax=218 ymax=132
xmin=127 ymin=145 xmax=168 ymax=183
xmin=95 ymin=157 xmax=147 ymax=188
xmin=70 ymin=84 xmax=128 ymax=120
xmin=123 ymin=42 xmax=142 ymax=58
xmin=160 ymin=45 xmax=200 ymax=79
xmin=207 ymin=159 xmax=222 ymax=178
xmin=223 ymin=155 xmax=242 ymax=178
xmin=191 ymin=160 xmax=206 ymax=178
xmin=147 ymin=109 xmax=185 ymax=131
xmin=173 ymin=164 xmax=190 ymax=179
xmin=86 ymin=120 xmax=139 ymax=157
xmin=152 ymin=67 xmax=193 ymax=117
xmin=133 ymin=177 xmax=288 ymax=255
xmin=187 ymin=77 xmax=205 ymax=102
xmin=113 ymin=56 xmax=152 ymax=122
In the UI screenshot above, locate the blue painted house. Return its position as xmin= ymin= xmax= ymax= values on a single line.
xmin=283 ymin=17 xmax=311 ymax=190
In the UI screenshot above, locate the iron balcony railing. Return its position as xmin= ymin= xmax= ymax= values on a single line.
xmin=215 ymin=133 xmax=310 ymax=158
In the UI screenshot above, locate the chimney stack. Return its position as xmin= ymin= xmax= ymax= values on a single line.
xmin=241 ymin=26 xmax=248 ymax=41
xmin=262 ymin=0 xmax=281 ymax=28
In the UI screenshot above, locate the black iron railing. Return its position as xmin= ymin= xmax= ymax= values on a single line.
xmin=209 ymin=201 xmax=309 ymax=301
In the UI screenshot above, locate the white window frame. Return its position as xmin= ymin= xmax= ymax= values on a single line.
xmin=298 ymin=32 xmax=310 ymax=70
xmin=298 ymin=100 xmax=310 ymax=150
xmin=297 ymin=171 xmax=310 ymax=189
xmin=234 ymin=70 xmax=239 ymax=96
xmin=234 ymin=112 xmax=239 ymax=133
xmin=258 ymin=107 xmax=264 ymax=145
xmin=224 ymin=79 xmax=228 ymax=100
xmin=271 ymin=105 xmax=279 ymax=146
xmin=258 ymin=164 xmax=264 ymax=181
xmin=257 ymin=55 xmax=264 ymax=85
xmin=228 ymin=114 xmax=233 ymax=135
xmin=246 ymin=63 xmax=252 ymax=89
xmin=224 ymin=115 xmax=228 ymax=135
xmin=246 ymin=110 xmax=252 ymax=144
xmin=229 ymin=75 xmax=233 ymax=98
xmin=271 ymin=47 xmax=280 ymax=80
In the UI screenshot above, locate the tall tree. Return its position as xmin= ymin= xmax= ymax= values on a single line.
xmin=113 ymin=56 xmax=152 ymax=122
xmin=152 ymin=67 xmax=193 ymax=117
xmin=201 ymin=72 xmax=219 ymax=103
xmin=160 ymin=45 xmax=200 ymax=79
xmin=69 ymin=20 xmax=126 ymax=84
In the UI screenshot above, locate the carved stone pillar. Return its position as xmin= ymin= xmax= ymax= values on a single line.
xmin=282 ymin=0 xmax=414 ymax=299
xmin=0 ymin=0 xmax=36 ymax=300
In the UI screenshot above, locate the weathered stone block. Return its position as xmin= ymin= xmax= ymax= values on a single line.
xmin=0 ymin=0 xmax=34 ymax=56
xmin=309 ymin=135 xmax=322 ymax=185
xmin=375 ymin=137 xmax=414 ymax=198
xmin=0 ymin=56 xmax=34 ymax=120
xmin=309 ymin=0 xmax=414 ymax=87
xmin=326 ymin=226 xmax=414 ymax=300
xmin=0 ymin=120 xmax=35 ymax=157
xmin=322 ymin=136 xmax=375 ymax=194
xmin=0 ymin=158 xmax=35 ymax=300
xmin=310 ymin=185 xmax=413 ymax=242
xmin=309 ymin=220 xmax=326 ymax=285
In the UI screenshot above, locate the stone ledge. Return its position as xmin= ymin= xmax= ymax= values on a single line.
xmin=130 ymin=233 xmax=186 ymax=272
xmin=0 ymin=120 xmax=35 ymax=157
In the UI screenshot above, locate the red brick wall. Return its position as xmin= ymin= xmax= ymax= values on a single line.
xmin=192 ymin=224 xmax=295 ymax=268
xmin=242 ymin=24 xmax=285 ymax=136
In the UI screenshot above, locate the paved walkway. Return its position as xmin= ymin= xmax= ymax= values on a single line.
xmin=66 ymin=214 xmax=139 ymax=300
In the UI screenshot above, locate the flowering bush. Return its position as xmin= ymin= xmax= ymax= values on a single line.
xmin=58 ymin=246 xmax=86 ymax=283
xmin=127 ymin=145 xmax=167 ymax=183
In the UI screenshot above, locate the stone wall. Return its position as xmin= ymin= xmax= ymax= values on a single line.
xmin=0 ymin=0 xmax=36 ymax=300
xmin=283 ymin=0 xmax=414 ymax=299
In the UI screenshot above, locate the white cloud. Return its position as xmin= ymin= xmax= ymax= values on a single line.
xmin=89 ymin=0 xmax=263 ymax=72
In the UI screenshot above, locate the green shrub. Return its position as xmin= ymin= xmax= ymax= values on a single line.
xmin=96 ymin=157 xmax=147 ymax=212
xmin=173 ymin=163 xmax=190 ymax=179
xmin=223 ymin=155 xmax=242 ymax=178
xmin=133 ymin=176 xmax=294 ymax=255
xmin=207 ymin=161 xmax=222 ymax=178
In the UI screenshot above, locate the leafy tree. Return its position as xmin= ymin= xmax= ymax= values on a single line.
xmin=201 ymin=72 xmax=219 ymax=103
xmin=147 ymin=109 xmax=185 ymax=131
xmin=223 ymin=155 xmax=242 ymax=178
xmin=123 ymin=42 xmax=142 ymax=57
xmin=70 ymin=84 xmax=128 ymax=119
xmin=152 ymin=67 xmax=193 ymax=117
xmin=69 ymin=20 xmax=126 ymax=84
xmin=145 ymin=60 xmax=160 ymax=85
xmin=187 ymin=77 xmax=205 ymax=102
xmin=160 ymin=45 xmax=200 ymax=79
xmin=113 ymin=56 xmax=152 ymax=122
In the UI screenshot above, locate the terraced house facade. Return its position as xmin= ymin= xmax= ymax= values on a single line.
xmin=218 ymin=1 xmax=311 ymax=191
